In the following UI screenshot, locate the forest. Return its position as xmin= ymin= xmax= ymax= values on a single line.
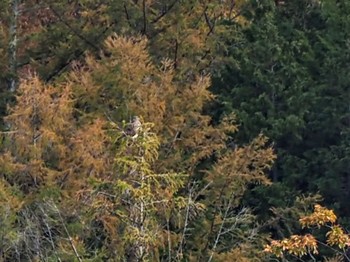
xmin=0 ymin=0 xmax=349 ymax=261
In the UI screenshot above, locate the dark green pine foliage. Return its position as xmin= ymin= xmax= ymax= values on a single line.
xmin=0 ymin=0 xmax=13 ymax=127
xmin=212 ymin=0 xmax=350 ymax=221
xmin=306 ymin=0 xmax=350 ymax=217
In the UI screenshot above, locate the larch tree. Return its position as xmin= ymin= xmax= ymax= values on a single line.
xmin=0 ymin=30 xmax=276 ymax=261
xmin=0 ymin=75 xmax=113 ymax=260
xmin=67 ymin=33 xmax=276 ymax=261
xmin=0 ymin=2 xmax=277 ymax=260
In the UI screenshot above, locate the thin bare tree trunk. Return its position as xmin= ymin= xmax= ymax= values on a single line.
xmin=9 ymin=0 xmax=19 ymax=92
xmin=51 ymin=202 xmax=83 ymax=262
xmin=176 ymin=186 xmax=193 ymax=259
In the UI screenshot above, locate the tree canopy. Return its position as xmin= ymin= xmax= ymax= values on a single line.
xmin=0 ymin=0 xmax=349 ymax=261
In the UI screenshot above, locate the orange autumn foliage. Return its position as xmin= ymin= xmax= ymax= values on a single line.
xmin=265 ymin=204 xmax=350 ymax=260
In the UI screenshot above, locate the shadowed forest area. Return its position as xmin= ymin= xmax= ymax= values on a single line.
xmin=0 ymin=0 xmax=349 ymax=261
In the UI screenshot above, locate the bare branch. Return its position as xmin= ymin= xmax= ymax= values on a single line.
xmin=176 ymin=185 xmax=193 ymax=259
xmin=151 ymin=1 xmax=179 ymax=24
xmin=204 ymin=9 xmax=215 ymax=36
xmin=48 ymin=5 xmax=100 ymax=51
xmin=51 ymin=202 xmax=83 ymax=262
xmin=38 ymin=205 xmax=62 ymax=262
xmin=142 ymin=0 xmax=147 ymax=35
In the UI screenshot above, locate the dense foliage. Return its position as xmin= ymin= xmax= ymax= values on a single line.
xmin=0 ymin=0 xmax=349 ymax=261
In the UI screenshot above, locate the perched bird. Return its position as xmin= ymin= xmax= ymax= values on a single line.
xmin=126 ymin=116 xmax=142 ymax=139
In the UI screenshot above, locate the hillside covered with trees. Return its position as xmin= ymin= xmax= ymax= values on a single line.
xmin=0 ymin=0 xmax=349 ymax=261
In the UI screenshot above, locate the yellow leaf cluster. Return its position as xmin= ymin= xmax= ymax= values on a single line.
xmin=300 ymin=204 xmax=337 ymax=228
xmin=326 ymin=225 xmax=350 ymax=249
xmin=264 ymin=234 xmax=318 ymax=258
xmin=265 ymin=205 xmax=350 ymax=260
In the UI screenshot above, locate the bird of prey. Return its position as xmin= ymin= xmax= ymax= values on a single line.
xmin=126 ymin=116 xmax=142 ymax=139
